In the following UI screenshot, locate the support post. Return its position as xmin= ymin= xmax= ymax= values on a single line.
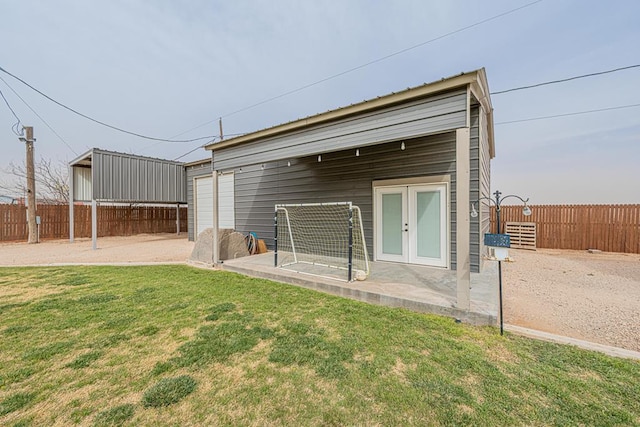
xmin=274 ymin=207 xmax=278 ymax=267
xmin=23 ymin=126 xmax=38 ymax=244
xmin=211 ymin=169 xmax=219 ymax=265
xmin=455 ymin=127 xmax=471 ymax=310
xmin=69 ymin=165 xmax=74 ymax=242
xmin=347 ymin=207 xmax=353 ymax=282
xmin=91 ymin=199 xmax=97 ymax=250
xmin=495 ymin=190 xmax=504 ymax=335
xmin=176 ymin=203 xmax=180 ymax=235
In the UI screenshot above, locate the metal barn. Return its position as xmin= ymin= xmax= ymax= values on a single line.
xmin=68 ymin=148 xmax=187 ymax=248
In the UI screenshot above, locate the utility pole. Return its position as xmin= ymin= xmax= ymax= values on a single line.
xmin=21 ymin=126 xmax=38 ymax=243
xmin=218 ymin=117 xmax=224 ymax=141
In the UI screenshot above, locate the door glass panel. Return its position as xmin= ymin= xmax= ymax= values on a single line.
xmin=416 ymin=191 xmax=440 ymax=258
xmin=382 ymin=193 xmax=403 ymax=255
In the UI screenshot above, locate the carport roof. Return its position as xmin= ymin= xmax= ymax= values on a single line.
xmin=205 ymin=68 xmax=494 ymax=157
xmin=69 ymin=147 xmax=185 ymax=167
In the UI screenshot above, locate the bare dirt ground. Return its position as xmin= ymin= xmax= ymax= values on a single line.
xmin=503 ymin=248 xmax=640 ymax=352
xmin=1 ymin=236 xmax=637 ymax=352
xmin=0 ymin=234 xmax=194 ymax=265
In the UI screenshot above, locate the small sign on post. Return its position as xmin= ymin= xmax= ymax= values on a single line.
xmin=35 ymin=215 xmax=41 ymax=243
xmin=484 ymin=233 xmax=511 ymax=261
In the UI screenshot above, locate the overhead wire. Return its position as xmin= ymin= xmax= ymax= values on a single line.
xmin=0 ymin=65 xmax=217 ymax=143
xmin=173 ymin=63 xmax=640 ymax=159
xmin=169 ymin=0 xmax=545 ymax=138
xmin=491 ymin=64 xmax=640 ymax=95
xmin=173 ymin=142 xmax=212 ymax=161
xmin=2 ymin=1 xmax=545 ymax=146
xmin=7 ymin=0 xmax=638 ymax=158
xmin=495 ymin=103 xmax=640 ymax=125
xmin=0 ymin=75 xmax=78 ymax=155
xmin=172 ymin=132 xmax=248 ymax=161
xmin=0 ymin=84 xmax=23 ymax=136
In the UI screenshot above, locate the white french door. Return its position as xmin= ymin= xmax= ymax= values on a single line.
xmin=375 ymin=183 xmax=448 ymax=267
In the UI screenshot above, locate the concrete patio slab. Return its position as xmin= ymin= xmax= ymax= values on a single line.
xmin=221 ymin=253 xmax=499 ymax=326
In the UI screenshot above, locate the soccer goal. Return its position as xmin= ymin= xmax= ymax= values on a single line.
xmin=274 ymin=202 xmax=369 ymax=282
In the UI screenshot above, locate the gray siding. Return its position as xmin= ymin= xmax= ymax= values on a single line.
xmin=186 ymin=161 xmax=212 ymax=241
xmin=213 ymin=90 xmax=467 ymax=170
xmin=469 ymin=104 xmax=492 ymax=271
xmin=479 ymin=104 xmax=492 ymax=266
xmin=92 ymin=150 xmax=186 ymax=203
xmin=231 ymin=132 xmax=479 ymax=270
xmin=470 ymin=105 xmax=481 ymax=270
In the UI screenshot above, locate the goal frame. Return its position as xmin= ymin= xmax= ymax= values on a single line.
xmin=274 ymin=202 xmax=369 ymax=282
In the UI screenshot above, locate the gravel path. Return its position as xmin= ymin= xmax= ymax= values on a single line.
xmin=503 ymin=248 xmax=640 ymax=352
xmin=0 ymin=234 xmax=194 ymax=265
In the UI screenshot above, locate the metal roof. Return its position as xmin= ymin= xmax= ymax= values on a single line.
xmin=69 ymin=148 xmax=187 ymax=203
xmin=69 ymin=147 xmax=185 ymax=167
xmin=184 ymin=157 xmax=211 ymax=167
xmin=205 ymin=68 xmax=494 ymax=156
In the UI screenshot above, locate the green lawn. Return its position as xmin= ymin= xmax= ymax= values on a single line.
xmin=0 ymin=265 xmax=638 ymax=426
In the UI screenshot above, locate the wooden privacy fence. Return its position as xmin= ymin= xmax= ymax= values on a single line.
xmin=491 ymin=204 xmax=640 ymax=254
xmin=0 ymin=204 xmax=187 ymax=242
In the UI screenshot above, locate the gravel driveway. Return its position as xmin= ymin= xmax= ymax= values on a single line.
xmin=503 ymin=248 xmax=640 ymax=352
xmin=0 ymin=234 xmax=194 ymax=265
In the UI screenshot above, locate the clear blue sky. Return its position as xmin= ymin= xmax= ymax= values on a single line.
xmin=1 ymin=0 xmax=639 ymax=203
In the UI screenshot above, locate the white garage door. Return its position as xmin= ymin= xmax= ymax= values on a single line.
xmin=195 ymin=176 xmax=213 ymax=237
xmin=194 ymin=173 xmax=235 ymax=237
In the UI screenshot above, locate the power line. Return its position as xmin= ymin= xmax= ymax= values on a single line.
xmin=170 ymin=0 xmax=544 ymax=138
xmin=0 ymin=85 xmax=23 ymax=136
xmin=0 ymin=75 xmax=78 ymax=155
xmin=495 ymin=103 xmax=640 ymax=125
xmin=173 ymin=142 xmax=212 ymax=161
xmin=0 ymin=65 xmax=217 ymax=143
xmin=171 ymin=132 xmax=248 ymax=161
xmin=491 ymin=64 xmax=640 ymax=95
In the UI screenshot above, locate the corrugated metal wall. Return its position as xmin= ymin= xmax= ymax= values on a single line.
xmin=73 ymin=166 xmax=92 ymax=201
xmin=213 ymin=89 xmax=467 ymax=170
xmin=92 ymin=150 xmax=186 ymax=203
xmin=186 ymin=161 xmax=212 ymax=241
xmin=231 ymin=131 xmax=487 ymax=271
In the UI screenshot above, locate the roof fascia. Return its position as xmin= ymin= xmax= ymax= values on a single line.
xmin=69 ymin=148 xmax=95 ymax=166
xmin=184 ymin=157 xmax=212 ymax=167
xmin=468 ymin=68 xmax=495 ymax=158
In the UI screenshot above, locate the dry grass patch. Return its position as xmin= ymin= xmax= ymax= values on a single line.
xmin=0 ymin=284 xmax=65 ymax=305
xmin=0 ymin=265 xmax=639 ymax=426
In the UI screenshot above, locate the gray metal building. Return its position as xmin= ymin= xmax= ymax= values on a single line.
xmin=199 ymin=69 xmax=494 ymax=311
xmin=69 ymin=148 xmax=187 ymax=248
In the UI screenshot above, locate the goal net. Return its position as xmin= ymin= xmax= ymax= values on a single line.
xmin=275 ymin=202 xmax=369 ymax=282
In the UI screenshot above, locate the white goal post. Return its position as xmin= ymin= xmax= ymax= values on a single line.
xmin=274 ymin=202 xmax=370 ymax=282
